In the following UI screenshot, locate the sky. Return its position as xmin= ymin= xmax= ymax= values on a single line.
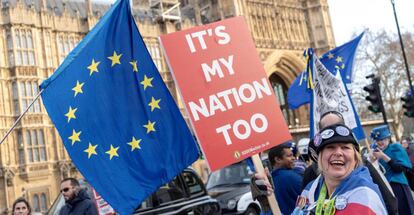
xmin=328 ymin=0 xmax=414 ymax=45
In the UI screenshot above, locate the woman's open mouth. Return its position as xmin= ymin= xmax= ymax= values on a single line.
xmin=329 ymin=160 xmax=345 ymax=167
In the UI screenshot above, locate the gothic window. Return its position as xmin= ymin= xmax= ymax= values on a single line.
xmin=31 ymin=82 xmax=41 ymax=112
xmin=14 ymin=81 xmax=42 ymax=114
xmin=28 ymin=32 xmax=35 ymax=65
xmin=15 ymin=33 xmax=22 ymax=65
xmin=7 ymin=34 xmax=14 ymax=66
xmin=58 ymin=34 xmax=79 ymax=64
xmin=69 ymin=38 xmax=75 ymax=50
xmin=12 ymin=82 xmax=19 ymax=114
xmin=32 ymin=192 xmax=48 ymax=213
xmin=45 ymin=32 xmax=52 ymax=67
xmin=14 ymin=29 xmax=36 ymax=66
xmin=145 ymin=39 xmax=163 ymax=72
xmin=17 ymin=131 xmax=25 ymax=165
xmin=0 ymin=82 xmax=4 ymax=120
xmin=269 ymin=74 xmax=296 ymax=126
xmin=32 ymin=194 xmax=40 ymax=212
xmin=64 ymin=40 xmax=69 ymax=54
xmin=40 ymin=193 xmax=47 ymax=212
xmin=25 ymin=129 xmax=47 ymax=163
xmin=58 ymin=36 xmax=64 ymax=63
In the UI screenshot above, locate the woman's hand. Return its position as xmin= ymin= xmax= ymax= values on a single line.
xmin=372 ymin=150 xmax=391 ymax=162
xmin=254 ymin=173 xmax=274 ymax=195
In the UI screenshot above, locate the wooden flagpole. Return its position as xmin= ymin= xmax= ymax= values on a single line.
xmin=251 ymin=154 xmax=281 ymax=214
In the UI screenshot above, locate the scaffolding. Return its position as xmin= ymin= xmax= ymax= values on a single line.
xmin=149 ymin=0 xmax=181 ymax=22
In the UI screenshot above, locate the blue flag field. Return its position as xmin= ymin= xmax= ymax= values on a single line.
xmin=40 ymin=0 xmax=199 ymax=214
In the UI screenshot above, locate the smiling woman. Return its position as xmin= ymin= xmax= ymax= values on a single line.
xmin=292 ymin=124 xmax=387 ymax=215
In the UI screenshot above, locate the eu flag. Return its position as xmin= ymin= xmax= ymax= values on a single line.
xmin=287 ymin=32 xmax=364 ymax=109
xmin=40 ymin=0 xmax=199 ymax=214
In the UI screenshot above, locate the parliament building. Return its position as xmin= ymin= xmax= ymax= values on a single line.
xmin=0 ymin=0 xmax=335 ymax=213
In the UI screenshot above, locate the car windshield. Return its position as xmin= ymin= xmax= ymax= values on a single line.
xmin=206 ymin=161 xmax=253 ymax=189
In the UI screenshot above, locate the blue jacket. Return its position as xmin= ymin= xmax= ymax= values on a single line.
xmin=59 ymin=188 xmax=99 ymax=215
xmin=380 ymin=143 xmax=412 ymax=185
xmin=271 ymin=167 xmax=302 ymax=215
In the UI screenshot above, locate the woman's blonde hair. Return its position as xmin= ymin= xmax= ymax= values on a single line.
xmin=317 ymin=144 xmax=362 ymax=174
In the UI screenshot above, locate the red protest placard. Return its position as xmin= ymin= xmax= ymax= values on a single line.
xmin=159 ymin=16 xmax=291 ymax=171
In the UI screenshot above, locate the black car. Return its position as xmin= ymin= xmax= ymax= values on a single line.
xmin=206 ymin=161 xmax=261 ymax=215
xmin=48 ymin=168 xmax=221 ymax=215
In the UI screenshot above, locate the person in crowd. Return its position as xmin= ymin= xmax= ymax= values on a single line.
xmin=400 ymin=136 xmax=411 ymax=149
xmin=302 ymin=111 xmax=345 ymax=189
xmin=59 ymin=178 xmax=98 ymax=215
xmin=268 ymin=143 xmax=303 ymax=214
xmin=302 ymin=138 xmax=318 ymax=190
xmin=404 ymin=142 xmax=414 ymax=191
xmin=302 ymin=111 xmax=398 ymax=214
xmin=401 ymin=136 xmax=414 ymax=166
xmin=407 ymin=142 xmax=414 ymax=167
xmin=370 ymin=125 xmax=414 ymax=214
xmin=289 ymin=142 xmax=308 ymax=175
xmin=12 ymin=198 xmax=31 ymax=215
xmin=293 ymin=124 xmax=387 ymax=214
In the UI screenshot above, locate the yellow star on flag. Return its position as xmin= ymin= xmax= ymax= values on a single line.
xmin=341 ymin=63 xmax=345 ymax=69
xmin=72 ymin=81 xmax=84 ymax=97
xmin=141 ymin=75 xmax=153 ymax=90
xmin=130 ymin=60 xmax=138 ymax=72
xmin=327 ymin=53 xmax=334 ymax=59
xmin=87 ymin=59 xmax=100 ymax=76
xmin=106 ymin=144 xmax=119 ymax=160
xmin=65 ymin=106 xmax=77 ymax=122
xmin=108 ymin=51 xmax=122 ymax=67
xmin=84 ymin=143 xmax=98 ymax=159
xmin=127 ymin=137 xmax=141 ymax=151
xmin=335 ymin=56 xmax=343 ymax=63
xmin=68 ymin=129 xmax=81 ymax=145
xmin=143 ymin=120 xmax=156 ymax=133
xmin=148 ymin=97 xmax=161 ymax=111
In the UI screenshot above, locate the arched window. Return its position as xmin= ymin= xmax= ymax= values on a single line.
xmin=40 ymin=193 xmax=47 ymax=212
xmin=269 ymin=73 xmax=296 ymax=126
xmin=32 ymin=194 xmax=40 ymax=212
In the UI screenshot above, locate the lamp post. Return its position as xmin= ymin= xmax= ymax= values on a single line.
xmin=390 ymin=0 xmax=413 ymax=94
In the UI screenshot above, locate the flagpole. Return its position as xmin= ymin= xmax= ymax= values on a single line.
xmin=390 ymin=0 xmax=413 ymax=94
xmin=0 ymin=89 xmax=44 ymax=145
xmin=251 ymin=154 xmax=281 ymax=214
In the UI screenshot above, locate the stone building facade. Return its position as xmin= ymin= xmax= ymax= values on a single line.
xmin=0 ymin=0 xmax=334 ymax=213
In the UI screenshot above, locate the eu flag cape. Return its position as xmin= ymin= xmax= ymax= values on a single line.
xmin=40 ymin=0 xmax=199 ymax=214
xmin=293 ymin=166 xmax=387 ymax=215
xmin=287 ymin=32 xmax=364 ymax=109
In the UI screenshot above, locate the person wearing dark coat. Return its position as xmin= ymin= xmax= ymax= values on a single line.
xmin=59 ymin=178 xmax=98 ymax=215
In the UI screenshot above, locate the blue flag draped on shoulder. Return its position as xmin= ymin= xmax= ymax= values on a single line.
xmin=308 ymin=50 xmax=365 ymax=140
xmin=40 ymin=0 xmax=199 ymax=214
xmin=287 ymin=32 xmax=364 ymax=109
